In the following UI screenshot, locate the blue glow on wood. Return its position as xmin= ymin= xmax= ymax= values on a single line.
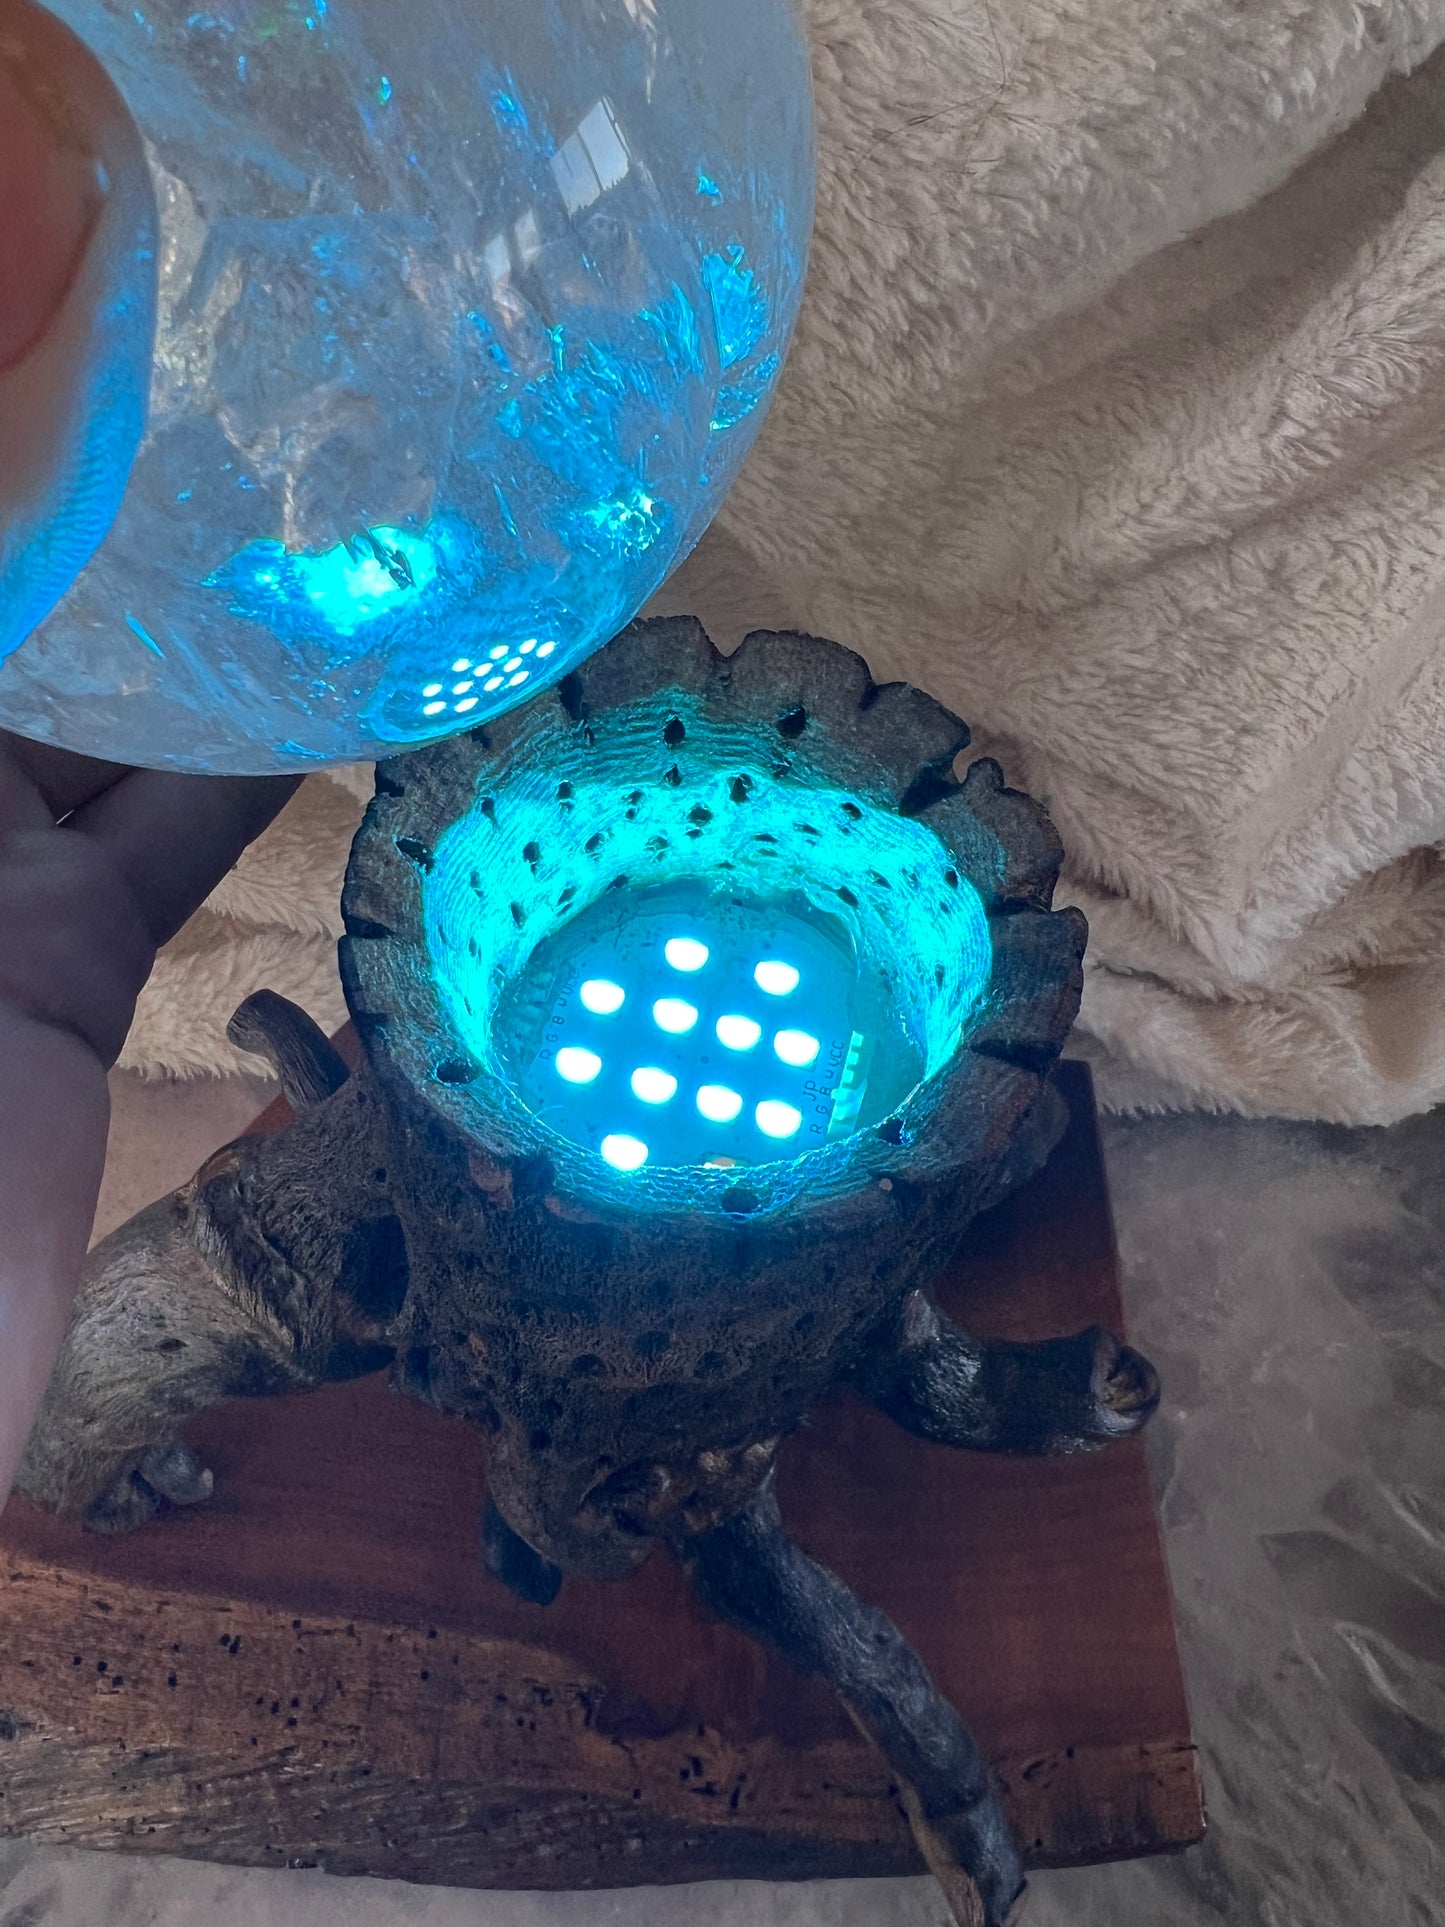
xmin=422 ymin=751 xmax=994 ymax=1203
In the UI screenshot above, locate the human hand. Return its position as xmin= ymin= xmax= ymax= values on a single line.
xmin=0 ymin=0 xmax=299 ymax=1491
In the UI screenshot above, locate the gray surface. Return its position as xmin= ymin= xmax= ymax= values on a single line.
xmin=3 ymin=1075 xmax=1442 ymax=1925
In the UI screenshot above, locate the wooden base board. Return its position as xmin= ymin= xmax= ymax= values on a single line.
xmin=0 ymin=1060 xmax=1203 ymax=1889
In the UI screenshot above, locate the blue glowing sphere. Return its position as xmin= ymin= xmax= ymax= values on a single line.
xmin=0 ymin=0 xmax=813 ymax=772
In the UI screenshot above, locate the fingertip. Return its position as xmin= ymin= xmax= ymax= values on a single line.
xmin=0 ymin=0 xmax=157 ymax=665
xmin=0 ymin=52 xmax=103 ymax=372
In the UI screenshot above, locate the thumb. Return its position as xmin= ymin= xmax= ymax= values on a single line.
xmin=0 ymin=0 xmax=156 ymax=665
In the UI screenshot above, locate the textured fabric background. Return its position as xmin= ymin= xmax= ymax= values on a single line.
xmin=125 ymin=0 xmax=1445 ymax=1124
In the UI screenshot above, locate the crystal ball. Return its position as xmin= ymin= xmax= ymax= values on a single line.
xmin=0 ymin=0 xmax=814 ymax=772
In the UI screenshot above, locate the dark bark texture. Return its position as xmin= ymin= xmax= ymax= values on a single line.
xmin=16 ymin=623 xmax=1161 ymax=1926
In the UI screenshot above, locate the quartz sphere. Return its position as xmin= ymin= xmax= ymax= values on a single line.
xmin=0 ymin=0 xmax=813 ymax=772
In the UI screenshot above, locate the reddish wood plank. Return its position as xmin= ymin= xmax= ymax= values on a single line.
xmin=0 ymin=1060 xmax=1202 ymax=1886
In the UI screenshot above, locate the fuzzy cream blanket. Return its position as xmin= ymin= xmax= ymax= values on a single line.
xmin=123 ymin=0 xmax=1445 ymax=1125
